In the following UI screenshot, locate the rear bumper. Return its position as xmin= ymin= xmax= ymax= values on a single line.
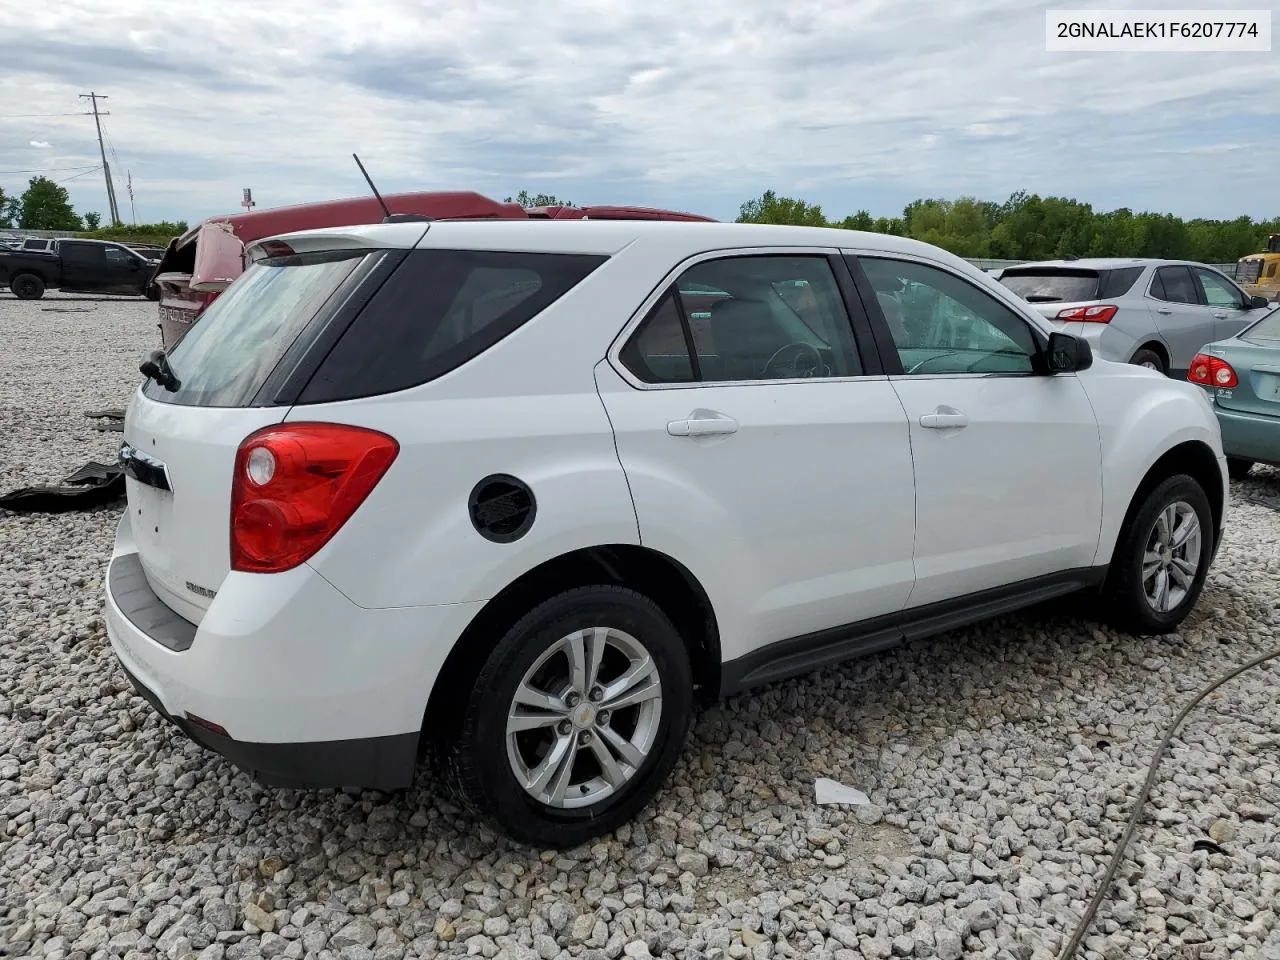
xmin=103 ymin=512 xmax=485 ymax=790
xmin=114 ymin=656 xmax=418 ymax=790
xmin=1215 ymin=406 xmax=1280 ymax=466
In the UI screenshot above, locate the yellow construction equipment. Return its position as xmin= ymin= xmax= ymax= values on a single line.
xmin=1238 ymin=234 xmax=1280 ymax=301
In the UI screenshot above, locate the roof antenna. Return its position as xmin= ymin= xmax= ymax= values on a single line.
xmin=352 ymin=153 xmax=431 ymax=224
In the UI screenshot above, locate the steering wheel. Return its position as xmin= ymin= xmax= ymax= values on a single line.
xmin=764 ymin=341 xmax=828 ymax=379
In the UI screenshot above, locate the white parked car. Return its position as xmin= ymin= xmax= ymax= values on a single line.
xmin=105 ymin=221 xmax=1228 ymax=845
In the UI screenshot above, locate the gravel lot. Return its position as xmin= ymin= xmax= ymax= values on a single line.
xmin=2 ymin=292 xmax=1279 ymax=960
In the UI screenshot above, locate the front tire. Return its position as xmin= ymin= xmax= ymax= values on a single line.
xmin=1227 ymin=458 xmax=1254 ymax=481
xmin=1103 ymin=474 xmax=1213 ymax=634
xmin=11 ymin=274 xmax=45 ymax=300
xmin=445 ymin=586 xmax=693 ymax=847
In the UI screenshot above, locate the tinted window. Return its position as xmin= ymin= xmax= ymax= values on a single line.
xmin=146 ymin=249 xmax=375 ymax=407
xmin=619 ymin=293 xmax=694 ymax=383
xmin=682 ymin=256 xmax=860 ymax=381
xmin=1153 ymin=266 xmax=1199 ymax=305
xmin=1195 ymin=268 xmax=1243 ymax=308
xmin=104 ymin=246 xmax=131 ymax=264
xmin=862 ymin=258 xmax=1038 ymax=375
xmin=1099 ymin=267 xmax=1145 ymax=298
xmin=619 ymin=256 xmax=861 ymax=384
xmin=62 ymin=242 xmax=104 ymax=263
xmin=999 ymin=269 xmax=1099 ymax=303
xmin=302 ymin=250 xmax=606 ymax=402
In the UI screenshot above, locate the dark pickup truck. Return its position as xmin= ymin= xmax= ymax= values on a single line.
xmin=0 ymin=239 xmax=160 ymax=300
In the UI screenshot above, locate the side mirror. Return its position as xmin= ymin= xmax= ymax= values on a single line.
xmin=1250 ymin=295 xmax=1271 ymax=309
xmin=1044 ymin=331 xmax=1092 ymax=373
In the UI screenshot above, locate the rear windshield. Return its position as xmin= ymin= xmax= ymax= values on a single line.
xmin=1242 ymin=306 xmax=1280 ymax=341
xmin=143 ymin=249 xmax=376 ymax=407
xmin=999 ymin=269 xmax=1100 ymax=303
xmin=298 ymin=249 xmax=607 ymax=403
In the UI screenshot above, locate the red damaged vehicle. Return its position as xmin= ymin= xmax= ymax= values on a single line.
xmin=150 ymin=192 xmax=714 ymax=348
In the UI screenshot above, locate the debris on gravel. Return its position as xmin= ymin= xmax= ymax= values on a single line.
xmin=3 ymin=294 xmax=1280 ymax=960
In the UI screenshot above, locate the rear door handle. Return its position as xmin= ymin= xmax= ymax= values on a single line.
xmin=1213 ymin=311 xmax=1229 ymax=319
xmin=1156 ymin=307 xmax=1173 ymax=315
xmin=667 ymin=410 xmax=739 ymax=437
xmin=919 ymin=407 xmax=969 ymax=430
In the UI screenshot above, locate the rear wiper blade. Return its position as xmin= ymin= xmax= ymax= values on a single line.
xmin=139 ymin=349 xmax=181 ymax=392
xmin=1024 ymin=295 xmax=1065 ymax=303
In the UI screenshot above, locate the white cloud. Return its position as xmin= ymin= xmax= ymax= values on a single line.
xmin=0 ymin=0 xmax=1275 ymax=224
xmin=29 ymin=140 xmax=52 ymax=149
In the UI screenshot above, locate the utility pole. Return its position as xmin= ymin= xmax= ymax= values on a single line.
xmin=80 ymin=92 xmax=121 ymax=227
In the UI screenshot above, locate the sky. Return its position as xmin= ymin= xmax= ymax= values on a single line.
xmin=0 ymin=0 xmax=1276 ymax=227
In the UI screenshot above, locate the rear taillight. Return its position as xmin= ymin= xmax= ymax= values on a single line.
xmin=1057 ymin=304 xmax=1118 ymax=323
xmin=1188 ymin=353 xmax=1238 ymax=389
xmin=194 ymin=291 xmax=219 ymax=317
xmin=230 ymin=423 xmax=399 ymax=574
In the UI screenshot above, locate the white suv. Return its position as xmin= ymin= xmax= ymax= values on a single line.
xmin=105 ymin=220 xmax=1228 ymax=846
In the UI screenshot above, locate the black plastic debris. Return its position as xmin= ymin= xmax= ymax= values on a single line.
xmin=1192 ymin=838 xmax=1228 ymax=856
xmin=0 ymin=460 xmax=125 ymax=513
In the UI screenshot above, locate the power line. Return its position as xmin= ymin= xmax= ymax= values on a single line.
xmin=0 ymin=165 xmax=101 ymax=175
xmin=57 ymin=167 xmax=105 ymax=185
xmin=0 ymin=113 xmax=86 ymax=119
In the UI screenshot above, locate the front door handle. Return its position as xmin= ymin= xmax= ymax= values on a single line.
xmin=919 ymin=407 xmax=969 ymax=430
xmin=1213 ymin=311 xmax=1228 ymax=319
xmin=667 ymin=410 xmax=739 ymax=437
xmin=1156 ymin=307 xmax=1173 ymax=315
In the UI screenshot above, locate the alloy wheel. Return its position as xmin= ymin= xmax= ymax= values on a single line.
xmin=505 ymin=626 xmax=663 ymax=809
xmin=1141 ymin=500 xmax=1201 ymax=613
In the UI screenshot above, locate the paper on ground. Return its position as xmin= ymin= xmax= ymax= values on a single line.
xmin=814 ymin=777 xmax=870 ymax=805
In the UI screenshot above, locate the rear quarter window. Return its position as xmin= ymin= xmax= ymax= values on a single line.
xmin=144 ymin=249 xmax=378 ymax=407
xmin=1098 ymin=267 xmax=1145 ymax=298
xmin=298 ymin=249 xmax=606 ymax=403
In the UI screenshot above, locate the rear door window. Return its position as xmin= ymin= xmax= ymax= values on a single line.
xmin=1152 ymin=266 xmax=1200 ymax=305
xmin=61 ymin=242 xmax=105 ymax=264
xmin=145 ymin=249 xmax=380 ymax=407
xmin=620 ymin=255 xmax=862 ymax=384
xmin=998 ymin=269 xmax=1100 ymax=303
xmin=299 ymin=250 xmax=607 ymax=402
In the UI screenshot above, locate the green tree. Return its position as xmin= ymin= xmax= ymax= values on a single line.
xmin=82 ymin=211 xmax=102 ymax=230
xmin=505 ymin=190 xmax=574 ymax=207
xmin=0 ymin=186 xmax=14 ymax=228
xmin=17 ymin=176 xmax=83 ymax=231
xmin=736 ymin=190 xmax=828 ymax=226
xmin=732 ymin=187 xmax=1280 ymax=261
xmin=837 ymin=210 xmax=875 ymax=231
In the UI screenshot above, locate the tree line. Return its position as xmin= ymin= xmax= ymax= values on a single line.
xmin=736 ymin=189 xmax=1280 ymax=263
xmin=7 ymin=174 xmax=1278 ymax=264
xmin=0 ymin=176 xmax=186 ymax=245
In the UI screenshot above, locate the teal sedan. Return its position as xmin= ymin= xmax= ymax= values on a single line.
xmin=1190 ymin=305 xmax=1280 ymax=480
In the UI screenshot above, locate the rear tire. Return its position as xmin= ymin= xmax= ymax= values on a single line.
xmin=11 ymin=274 xmax=45 ymax=300
xmin=1102 ymin=474 xmax=1213 ymax=634
xmin=1129 ymin=348 xmax=1166 ymax=375
xmin=1227 ymin=458 xmax=1254 ymax=481
xmin=443 ymin=586 xmax=693 ymax=847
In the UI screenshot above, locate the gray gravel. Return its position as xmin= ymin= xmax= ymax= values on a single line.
xmin=3 ymin=292 xmax=1280 ymax=960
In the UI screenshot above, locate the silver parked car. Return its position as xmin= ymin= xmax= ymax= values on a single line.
xmin=997 ymin=259 xmax=1273 ymax=377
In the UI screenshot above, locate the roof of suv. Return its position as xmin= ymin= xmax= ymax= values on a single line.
xmin=1005 ymin=258 xmax=1193 ymax=270
xmin=264 ymin=219 xmax=964 ymax=262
